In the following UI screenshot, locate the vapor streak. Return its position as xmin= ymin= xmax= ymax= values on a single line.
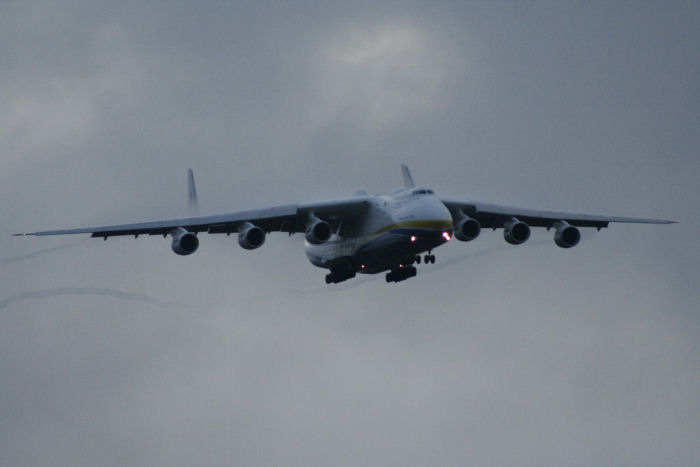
xmin=0 ymin=287 xmax=176 ymax=310
xmin=0 ymin=239 xmax=87 ymax=265
xmin=421 ymin=239 xmax=550 ymax=274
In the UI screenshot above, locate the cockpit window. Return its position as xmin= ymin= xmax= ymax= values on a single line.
xmin=412 ymin=189 xmax=434 ymax=196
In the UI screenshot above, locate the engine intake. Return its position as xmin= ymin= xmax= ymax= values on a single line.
xmin=170 ymin=227 xmax=199 ymax=255
xmin=554 ymin=221 xmax=581 ymax=248
xmin=238 ymin=222 xmax=266 ymax=250
xmin=305 ymin=218 xmax=332 ymax=244
xmin=454 ymin=216 xmax=481 ymax=242
xmin=504 ymin=218 xmax=530 ymax=245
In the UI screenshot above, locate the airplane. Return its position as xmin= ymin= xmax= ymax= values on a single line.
xmin=14 ymin=166 xmax=675 ymax=284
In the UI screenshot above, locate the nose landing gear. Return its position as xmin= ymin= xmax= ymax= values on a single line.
xmin=413 ymin=253 xmax=435 ymax=265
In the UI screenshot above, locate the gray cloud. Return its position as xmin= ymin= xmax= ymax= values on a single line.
xmin=1 ymin=2 xmax=698 ymax=466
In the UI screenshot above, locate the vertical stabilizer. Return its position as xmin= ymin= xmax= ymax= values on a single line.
xmin=401 ymin=165 xmax=415 ymax=189
xmin=187 ymin=168 xmax=198 ymax=211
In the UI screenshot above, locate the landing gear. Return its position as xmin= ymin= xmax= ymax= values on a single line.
xmin=325 ymin=263 xmax=356 ymax=284
xmin=413 ymin=254 xmax=435 ymax=265
xmin=385 ymin=265 xmax=417 ymax=283
xmin=325 ymin=270 xmax=356 ymax=284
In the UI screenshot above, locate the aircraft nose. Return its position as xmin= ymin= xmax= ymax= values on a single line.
xmin=432 ymin=198 xmax=453 ymax=223
xmin=422 ymin=197 xmax=454 ymax=231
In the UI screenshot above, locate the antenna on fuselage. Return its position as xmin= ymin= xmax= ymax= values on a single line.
xmin=187 ymin=168 xmax=198 ymax=211
xmin=401 ymin=165 xmax=415 ymax=189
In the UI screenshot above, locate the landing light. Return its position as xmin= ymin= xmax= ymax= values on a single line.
xmin=442 ymin=231 xmax=451 ymax=241
xmin=410 ymin=235 xmax=417 ymax=242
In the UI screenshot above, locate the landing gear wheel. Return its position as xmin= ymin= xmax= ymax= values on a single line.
xmin=415 ymin=255 xmax=421 ymax=264
xmin=385 ymin=265 xmax=418 ymax=283
xmin=424 ymin=255 xmax=430 ymax=264
xmin=430 ymin=254 xmax=436 ymax=264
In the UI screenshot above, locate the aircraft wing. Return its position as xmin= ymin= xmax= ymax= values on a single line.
xmin=440 ymin=198 xmax=675 ymax=229
xmin=14 ymin=196 xmax=371 ymax=238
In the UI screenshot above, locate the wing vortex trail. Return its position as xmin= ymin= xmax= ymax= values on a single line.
xmin=420 ymin=239 xmax=551 ymax=275
xmin=0 ymin=239 xmax=88 ymax=265
xmin=0 ymin=287 xmax=178 ymax=310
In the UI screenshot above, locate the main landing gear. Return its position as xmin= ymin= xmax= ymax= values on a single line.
xmin=385 ymin=251 xmax=436 ymax=283
xmin=326 ymin=251 xmax=437 ymax=285
xmin=385 ymin=265 xmax=417 ymax=283
xmin=325 ymin=263 xmax=356 ymax=284
xmin=325 ymin=270 xmax=356 ymax=284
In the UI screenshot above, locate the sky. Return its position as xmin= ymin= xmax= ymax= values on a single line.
xmin=1 ymin=1 xmax=698 ymax=466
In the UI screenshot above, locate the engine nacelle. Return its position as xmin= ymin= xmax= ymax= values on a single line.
xmin=554 ymin=221 xmax=581 ymax=248
xmin=454 ymin=216 xmax=481 ymax=242
xmin=170 ymin=227 xmax=199 ymax=255
xmin=504 ymin=218 xmax=530 ymax=245
xmin=238 ymin=222 xmax=266 ymax=250
xmin=305 ymin=219 xmax=332 ymax=244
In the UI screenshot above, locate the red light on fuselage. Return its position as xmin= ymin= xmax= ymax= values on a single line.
xmin=442 ymin=231 xmax=451 ymax=241
xmin=410 ymin=235 xmax=417 ymax=242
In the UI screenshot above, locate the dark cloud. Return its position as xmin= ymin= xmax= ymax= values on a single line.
xmin=1 ymin=2 xmax=698 ymax=466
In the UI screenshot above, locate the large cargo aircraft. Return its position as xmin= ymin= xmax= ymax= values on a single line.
xmin=15 ymin=166 xmax=674 ymax=284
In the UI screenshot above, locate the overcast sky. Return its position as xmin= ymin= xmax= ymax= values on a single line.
xmin=1 ymin=2 xmax=698 ymax=466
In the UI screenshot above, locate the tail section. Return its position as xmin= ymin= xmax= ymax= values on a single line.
xmin=187 ymin=168 xmax=198 ymax=211
xmin=401 ymin=164 xmax=415 ymax=189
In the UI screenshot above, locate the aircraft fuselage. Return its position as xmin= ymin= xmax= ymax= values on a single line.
xmin=304 ymin=187 xmax=453 ymax=279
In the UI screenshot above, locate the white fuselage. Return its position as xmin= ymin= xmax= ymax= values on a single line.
xmin=304 ymin=187 xmax=453 ymax=274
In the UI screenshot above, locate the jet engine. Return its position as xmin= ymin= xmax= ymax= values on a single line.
xmin=305 ymin=218 xmax=332 ymax=244
xmin=504 ymin=218 xmax=530 ymax=245
xmin=170 ymin=227 xmax=199 ymax=255
xmin=454 ymin=216 xmax=481 ymax=242
xmin=554 ymin=221 xmax=581 ymax=248
xmin=238 ymin=222 xmax=266 ymax=250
